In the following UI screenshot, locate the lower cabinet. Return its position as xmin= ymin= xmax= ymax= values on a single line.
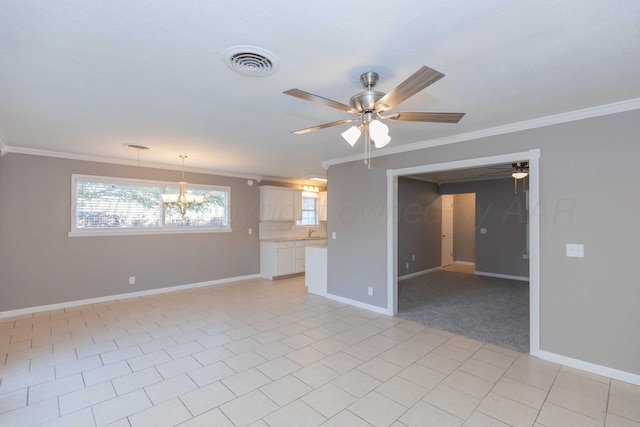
xmin=261 ymin=241 xmax=296 ymax=279
xmin=276 ymin=246 xmax=296 ymax=276
xmin=260 ymin=239 xmax=327 ymax=279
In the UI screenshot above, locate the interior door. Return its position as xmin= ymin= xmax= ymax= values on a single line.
xmin=441 ymin=195 xmax=454 ymax=266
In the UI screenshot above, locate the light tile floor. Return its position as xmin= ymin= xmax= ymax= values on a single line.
xmin=1 ymin=276 xmax=639 ymax=427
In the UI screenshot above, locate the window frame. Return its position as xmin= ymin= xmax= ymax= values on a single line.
xmin=69 ymin=174 xmax=232 ymax=237
xmin=296 ymin=192 xmax=319 ymax=227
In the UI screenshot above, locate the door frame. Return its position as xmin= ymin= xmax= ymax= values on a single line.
xmin=386 ymin=149 xmax=541 ymax=355
xmin=441 ymin=194 xmax=454 ymax=266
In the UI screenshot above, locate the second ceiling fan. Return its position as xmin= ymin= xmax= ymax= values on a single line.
xmin=284 ymin=65 xmax=465 ymax=160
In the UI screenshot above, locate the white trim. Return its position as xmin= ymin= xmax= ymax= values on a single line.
xmin=398 ymin=267 xmax=441 ymax=281
xmin=68 ymin=227 xmax=233 ymax=237
xmin=386 ymin=149 xmax=541 ymax=356
xmin=387 ymin=172 xmax=398 ymax=315
xmin=474 ymin=271 xmax=529 ymax=282
xmin=323 ymin=98 xmax=640 ymax=169
xmin=3 ymin=146 xmax=263 ymax=181
xmin=528 ymin=153 xmax=541 ymax=354
xmin=0 ymin=132 xmax=7 ymax=156
xmin=453 ymin=261 xmax=475 ymax=266
xmin=537 ymin=350 xmax=640 ymax=387
xmin=70 ymin=174 xmax=232 ymax=236
xmin=322 ymin=292 xmax=393 ymax=316
xmin=0 ymin=274 xmax=261 ymax=318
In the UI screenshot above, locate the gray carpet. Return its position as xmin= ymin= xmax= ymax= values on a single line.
xmin=396 ymin=270 xmax=529 ymax=353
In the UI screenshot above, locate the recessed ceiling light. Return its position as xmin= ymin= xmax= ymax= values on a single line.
xmin=126 ymin=144 xmax=150 ymax=150
xmin=306 ymin=174 xmax=327 ymax=182
xmin=223 ymin=45 xmax=278 ymax=77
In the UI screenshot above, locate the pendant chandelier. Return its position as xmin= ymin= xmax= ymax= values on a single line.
xmin=161 ymin=155 xmax=203 ymax=215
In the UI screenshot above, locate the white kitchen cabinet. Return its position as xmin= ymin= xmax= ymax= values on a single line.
xmin=260 ymin=241 xmax=296 ymax=279
xmin=260 ymin=239 xmax=327 ymax=279
xmin=295 ymin=245 xmax=306 ymax=273
xmin=260 ymin=186 xmax=303 ymax=221
xmin=276 ymin=246 xmax=296 ymax=276
xmin=318 ymin=191 xmax=327 ymax=222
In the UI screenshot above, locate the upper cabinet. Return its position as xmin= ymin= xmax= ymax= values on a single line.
xmin=260 ymin=186 xmax=303 ymax=221
xmin=318 ymin=191 xmax=327 ymax=222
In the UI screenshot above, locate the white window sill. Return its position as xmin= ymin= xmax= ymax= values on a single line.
xmin=68 ymin=227 xmax=232 ymax=237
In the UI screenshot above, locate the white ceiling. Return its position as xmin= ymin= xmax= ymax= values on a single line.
xmin=1 ymin=1 xmax=639 ymax=181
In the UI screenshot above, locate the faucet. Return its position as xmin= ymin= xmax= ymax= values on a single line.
xmin=308 ymin=229 xmax=316 ymax=238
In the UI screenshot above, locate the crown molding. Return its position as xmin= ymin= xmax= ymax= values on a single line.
xmin=2 ymin=146 xmax=264 ymax=181
xmin=322 ymin=98 xmax=640 ymax=169
xmin=0 ymin=131 xmax=7 ymax=156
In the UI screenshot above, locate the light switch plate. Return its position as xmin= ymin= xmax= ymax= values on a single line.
xmin=480 ymin=228 xmax=487 ymax=234
xmin=566 ymin=243 xmax=584 ymax=258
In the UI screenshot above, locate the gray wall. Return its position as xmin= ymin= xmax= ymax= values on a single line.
xmin=397 ymin=177 xmax=441 ymax=276
xmin=0 ymin=153 xmax=260 ymax=312
xmin=326 ymin=109 xmax=640 ymax=376
xmin=452 ymin=193 xmax=476 ymax=264
xmin=442 ymin=180 xmax=528 ymax=277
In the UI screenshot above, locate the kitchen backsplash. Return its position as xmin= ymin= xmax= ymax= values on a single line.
xmin=259 ymin=221 xmax=327 ymax=240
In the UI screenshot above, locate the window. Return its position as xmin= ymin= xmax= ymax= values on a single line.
xmin=71 ymin=175 xmax=231 ymax=236
xmin=297 ymin=195 xmax=318 ymax=226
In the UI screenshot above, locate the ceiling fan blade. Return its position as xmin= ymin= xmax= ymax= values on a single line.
xmin=478 ymin=170 xmax=510 ymax=177
xmin=375 ymin=66 xmax=445 ymax=110
xmin=291 ymin=119 xmax=357 ymax=135
xmin=284 ymin=89 xmax=355 ymax=113
xmin=388 ymin=112 xmax=465 ymax=123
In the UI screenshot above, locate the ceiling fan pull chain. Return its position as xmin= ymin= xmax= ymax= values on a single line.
xmin=363 ymin=124 xmax=372 ymax=169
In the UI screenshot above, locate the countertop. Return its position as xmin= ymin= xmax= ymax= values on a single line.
xmin=306 ymin=243 xmax=327 ymax=248
xmin=260 ymin=237 xmax=327 ymax=242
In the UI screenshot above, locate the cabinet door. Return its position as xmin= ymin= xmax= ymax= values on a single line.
xmin=261 ymin=187 xmax=293 ymax=221
xmin=295 ymin=246 xmax=306 ymax=273
xmin=318 ymin=191 xmax=327 ymax=221
xmin=276 ymin=247 xmax=296 ymax=275
xmin=293 ymin=190 xmax=303 ymax=221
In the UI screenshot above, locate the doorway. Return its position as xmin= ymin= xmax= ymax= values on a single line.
xmin=442 ymin=193 xmax=476 ymax=270
xmin=441 ymin=195 xmax=453 ymax=267
xmin=386 ymin=149 xmax=540 ymax=355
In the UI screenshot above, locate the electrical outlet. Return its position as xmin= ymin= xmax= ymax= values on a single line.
xmin=332 ymin=232 xmax=336 ymax=239
xmin=248 ymin=228 xmax=253 ymax=235
xmin=412 ymin=254 xmax=415 ymax=261
xmin=367 ymin=287 xmax=373 ymax=296
xmin=129 ymin=276 xmax=135 ymax=285
xmin=480 ymin=228 xmax=487 ymax=234
xmin=406 ymin=262 xmax=409 ymax=269
xmin=566 ymin=243 xmax=584 ymax=258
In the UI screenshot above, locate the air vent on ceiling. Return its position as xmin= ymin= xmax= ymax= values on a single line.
xmin=223 ymin=45 xmax=278 ymax=77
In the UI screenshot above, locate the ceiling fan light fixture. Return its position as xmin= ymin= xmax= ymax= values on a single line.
xmin=284 ymin=66 xmax=464 ymax=167
xmin=512 ymin=171 xmax=528 ymax=180
xmin=369 ymin=119 xmax=390 ymax=148
xmin=373 ymin=133 xmax=391 ymax=148
xmin=341 ymin=125 xmax=362 ymax=147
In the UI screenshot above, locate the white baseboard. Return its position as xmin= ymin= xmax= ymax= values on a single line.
xmin=316 ymin=291 xmax=393 ymax=316
xmin=0 ymin=274 xmax=262 ymax=318
xmin=398 ymin=267 xmax=441 ymax=281
xmin=535 ymin=349 xmax=640 ymax=386
xmin=454 ymin=261 xmax=475 ymax=266
xmin=316 ymin=289 xmax=640 ymax=386
xmin=475 ymin=271 xmax=529 ymax=282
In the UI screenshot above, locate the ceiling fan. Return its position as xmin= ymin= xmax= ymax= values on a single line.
xmin=283 ymin=65 xmax=465 ymax=165
xmin=480 ymin=162 xmax=529 ymax=179
xmin=480 ymin=162 xmax=529 ymax=193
